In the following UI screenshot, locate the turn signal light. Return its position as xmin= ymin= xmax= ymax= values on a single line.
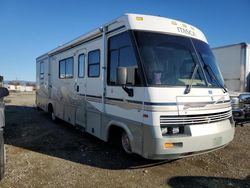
xmin=164 ymin=143 xmax=174 ymax=148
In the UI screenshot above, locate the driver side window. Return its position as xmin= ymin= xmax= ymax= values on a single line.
xmin=107 ymin=31 xmax=141 ymax=86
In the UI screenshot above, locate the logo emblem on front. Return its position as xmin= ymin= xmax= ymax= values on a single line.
xmin=208 ymin=90 xmax=212 ymax=94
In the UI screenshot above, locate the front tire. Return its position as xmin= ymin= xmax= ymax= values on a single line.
xmin=121 ymin=131 xmax=132 ymax=154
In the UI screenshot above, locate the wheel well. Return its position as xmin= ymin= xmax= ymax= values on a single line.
xmin=48 ymin=103 xmax=53 ymax=113
xmin=108 ymin=125 xmax=124 ymax=144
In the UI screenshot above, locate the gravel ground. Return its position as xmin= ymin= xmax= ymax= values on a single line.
xmin=0 ymin=92 xmax=249 ymax=188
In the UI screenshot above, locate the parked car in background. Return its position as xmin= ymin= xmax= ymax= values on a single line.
xmin=0 ymin=76 xmax=9 ymax=180
xmin=230 ymin=92 xmax=250 ymax=124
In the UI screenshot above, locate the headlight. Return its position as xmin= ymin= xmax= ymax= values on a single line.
xmin=231 ymin=97 xmax=239 ymax=105
xmin=231 ymin=97 xmax=240 ymax=109
xmin=161 ymin=127 xmax=168 ymax=135
xmin=161 ymin=126 xmax=184 ymax=136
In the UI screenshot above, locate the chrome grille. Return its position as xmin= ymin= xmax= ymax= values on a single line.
xmin=160 ymin=111 xmax=232 ymax=126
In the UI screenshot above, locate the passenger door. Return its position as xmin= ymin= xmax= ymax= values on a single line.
xmin=37 ymin=57 xmax=49 ymax=110
xmin=75 ymin=49 xmax=87 ymax=128
xmin=85 ymin=43 xmax=103 ymax=138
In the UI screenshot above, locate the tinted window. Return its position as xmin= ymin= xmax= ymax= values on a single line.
xmin=119 ymin=46 xmax=137 ymax=67
xmin=59 ymin=60 xmax=66 ymax=78
xmin=78 ymin=54 xmax=85 ymax=78
xmin=108 ymin=31 xmax=140 ymax=85
xmin=59 ymin=57 xmax=74 ymax=79
xmin=109 ymin=50 xmax=119 ymax=84
xmin=240 ymin=94 xmax=250 ymax=104
xmin=134 ymin=31 xmax=206 ymax=86
xmin=66 ymin=58 xmax=73 ymax=78
xmin=88 ymin=50 xmax=100 ymax=77
xmin=109 ymin=31 xmax=131 ymax=50
xmin=40 ymin=62 xmax=44 ymax=80
xmin=193 ymin=40 xmax=224 ymax=87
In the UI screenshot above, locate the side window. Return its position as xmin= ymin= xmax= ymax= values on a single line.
xmin=59 ymin=57 xmax=74 ymax=79
xmin=88 ymin=50 xmax=100 ymax=77
xmin=40 ymin=62 xmax=44 ymax=80
xmin=78 ymin=54 xmax=85 ymax=78
xmin=59 ymin=60 xmax=66 ymax=78
xmin=108 ymin=31 xmax=140 ymax=85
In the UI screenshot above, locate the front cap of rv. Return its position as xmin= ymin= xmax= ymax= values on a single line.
xmin=124 ymin=13 xmax=208 ymax=43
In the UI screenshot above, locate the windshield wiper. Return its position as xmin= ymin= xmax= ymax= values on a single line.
xmin=184 ymin=63 xmax=199 ymax=94
xmin=198 ymin=54 xmax=227 ymax=93
xmin=203 ymin=64 xmax=227 ymax=93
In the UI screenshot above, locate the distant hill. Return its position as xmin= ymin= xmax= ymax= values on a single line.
xmin=4 ymin=80 xmax=36 ymax=86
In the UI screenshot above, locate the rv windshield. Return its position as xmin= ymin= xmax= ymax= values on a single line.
xmin=133 ymin=31 xmax=224 ymax=87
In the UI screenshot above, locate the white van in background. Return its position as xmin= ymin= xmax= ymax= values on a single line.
xmin=36 ymin=14 xmax=234 ymax=159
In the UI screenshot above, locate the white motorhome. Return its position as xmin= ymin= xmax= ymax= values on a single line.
xmin=36 ymin=14 xmax=234 ymax=160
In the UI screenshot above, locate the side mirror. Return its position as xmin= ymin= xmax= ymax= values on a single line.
xmin=117 ymin=67 xmax=134 ymax=97
xmin=117 ymin=67 xmax=127 ymax=85
xmin=0 ymin=87 xmax=9 ymax=98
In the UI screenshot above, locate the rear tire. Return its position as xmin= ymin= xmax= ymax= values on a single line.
xmin=51 ymin=111 xmax=56 ymax=121
xmin=48 ymin=105 xmax=57 ymax=122
xmin=121 ymin=131 xmax=132 ymax=154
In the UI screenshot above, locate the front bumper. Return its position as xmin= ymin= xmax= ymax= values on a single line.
xmin=142 ymin=119 xmax=235 ymax=160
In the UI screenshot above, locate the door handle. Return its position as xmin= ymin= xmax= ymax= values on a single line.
xmin=74 ymin=83 xmax=79 ymax=92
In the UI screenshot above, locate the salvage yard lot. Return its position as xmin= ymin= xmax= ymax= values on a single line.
xmin=0 ymin=92 xmax=249 ymax=188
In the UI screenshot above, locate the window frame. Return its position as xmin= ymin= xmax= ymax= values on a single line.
xmin=88 ymin=49 xmax=100 ymax=78
xmin=107 ymin=31 xmax=142 ymax=86
xmin=78 ymin=53 xmax=85 ymax=78
xmin=59 ymin=57 xmax=74 ymax=79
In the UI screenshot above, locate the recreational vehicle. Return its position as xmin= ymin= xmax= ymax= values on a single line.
xmin=36 ymin=14 xmax=235 ymax=159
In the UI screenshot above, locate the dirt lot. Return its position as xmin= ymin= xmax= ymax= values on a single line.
xmin=0 ymin=92 xmax=249 ymax=188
